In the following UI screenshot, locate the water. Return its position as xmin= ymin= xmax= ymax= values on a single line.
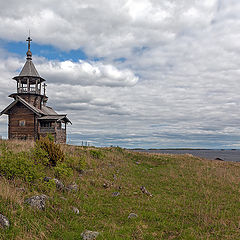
xmin=133 ymin=149 xmax=240 ymax=162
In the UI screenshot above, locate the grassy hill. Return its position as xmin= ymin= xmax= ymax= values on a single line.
xmin=0 ymin=139 xmax=239 ymax=239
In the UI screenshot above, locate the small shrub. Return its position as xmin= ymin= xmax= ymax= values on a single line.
xmin=31 ymin=145 xmax=49 ymax=166
xmin=89 ymin=149 xmax=105 ymax=159
xmin=35 ymin=136 xmax=65 ymax=166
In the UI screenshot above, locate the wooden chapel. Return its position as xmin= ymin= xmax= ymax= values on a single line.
xmin=1 ymin=37 xmax=71 ymax=143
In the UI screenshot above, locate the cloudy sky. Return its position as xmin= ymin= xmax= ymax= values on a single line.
xmin=0 ymin=0 xmax=240 ymax=148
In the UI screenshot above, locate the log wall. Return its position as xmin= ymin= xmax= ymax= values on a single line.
xmin=8 ymin=102 xmax=37 ymax=140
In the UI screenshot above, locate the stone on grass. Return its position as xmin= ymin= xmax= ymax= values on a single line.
xmin=0 ymin=214 xmax=10 ymax=228
xmin=128 ymin=213 xmax=138 ymax=219
xmin=140 ymin=186 xmax=152 ymax=197
xmin=25 ymin=195 xmax=48 ymax=210
xmin=112 ymin=192 xmax=120 ymax=197
xmin=53 ymin=178 xmax=65 ymax=190
xmin=72 ymin=207 xmax=79 ymax=214
xmin=81 ymin=230 xmax=99 ymax=240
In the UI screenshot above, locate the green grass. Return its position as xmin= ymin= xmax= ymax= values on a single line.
xmin=0 ymin=140 xmax=240 ymax=239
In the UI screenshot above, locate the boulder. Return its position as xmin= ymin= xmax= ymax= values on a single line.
xmin=0 ymin=214 xmax=10 ymax=228
xmin=25 ymin=195 xmax=48 ymax=210
xmin=81 ymin=230 xmax=99 ymax=240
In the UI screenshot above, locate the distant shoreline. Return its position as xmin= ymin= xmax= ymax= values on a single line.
xmin=130 ymin=148 xmax=238 ymax=151
xmin=130 ymin=149 xmax=240 ymax=162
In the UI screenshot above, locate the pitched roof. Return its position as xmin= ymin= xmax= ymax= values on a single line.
xmin=38 ymin=115 xmax=72 ymax=124
xmin=41 ymin=106 xmax=58 ymax=115
xmin=1 ymin=97 xmax=71 ymax=124
xmin=0 ymin=96 xmax=44 ymax=116
xmin=19 ymin=59 xmax=40 ymax=77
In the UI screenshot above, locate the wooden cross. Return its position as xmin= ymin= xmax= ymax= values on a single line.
xmin=26 ymin=36 xmax=32 ymax=51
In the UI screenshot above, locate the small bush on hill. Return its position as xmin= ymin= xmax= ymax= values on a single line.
xmin=35 ymin=135 xmax=65 ymax=166
xmin=89 ymin=149 xmax=105 ymax=159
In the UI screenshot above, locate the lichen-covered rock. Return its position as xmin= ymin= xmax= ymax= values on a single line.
xmin=0 ymin=214 xmax=10 ymax=228
xmin=72 ymin=207 xmax=79 ymax=214
xmin=25 ymin=195 xmax=48 ymax=210
xmin=128 ymin=213 xmax=138 ymax=219
xmin=81 ymin=230 xmax=99 ymax=240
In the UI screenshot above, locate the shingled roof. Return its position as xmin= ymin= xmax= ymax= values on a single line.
xmin=19 ymin=60 xmax=40 ymax=77
xmin=0 ymin=96 xmax=71 ymax=124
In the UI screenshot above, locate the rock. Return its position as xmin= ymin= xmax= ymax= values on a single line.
xmin=25 ymin=195 xmax=48 ymax=210
xmin=72 ymin=207 xmax=79 ymax=214
xmin=53 ymin=178 xmax=65 ymax=190
xmin=215 ymin=157 xmax=224 ymax=161
xmin=66 ymin=182 xmax=78 ymax=192
xmin=81 ymin=230 xmax=99 ymax=240
xmin=0 ymin=214 xmax=10 ymax=228
xmin=128 ymin=213 xmax=138 ymax=219
xmin=113 ymin=174 xmax=117 ymax=181
xmin=135 ymin=161 xmax=141 ymax=165
xmin=140 ymin=186 xmax=152 ymax=197
xmin=112 ymin=192 xmax=120 ymax=197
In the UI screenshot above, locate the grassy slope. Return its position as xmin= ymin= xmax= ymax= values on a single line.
xmin=0 ymin=140 xmax=240 ymax=239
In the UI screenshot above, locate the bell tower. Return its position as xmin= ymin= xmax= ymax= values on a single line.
xmin=1 ymin=36 xmax=71 ymax=143
xmin=10 ymin=36 xmax=47 ymax=109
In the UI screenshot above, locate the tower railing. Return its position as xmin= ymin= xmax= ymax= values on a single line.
xmin=17 ymin=87 xmax=41 ymax=94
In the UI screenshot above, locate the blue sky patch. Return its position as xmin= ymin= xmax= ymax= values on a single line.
xmin=1 ymin=39 xmax=88 ymax=62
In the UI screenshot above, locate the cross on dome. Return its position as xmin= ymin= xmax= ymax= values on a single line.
xmin=26 ymin=36 xmax=32 ymax=60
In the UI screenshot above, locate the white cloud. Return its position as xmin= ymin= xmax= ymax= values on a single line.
xmin=38 ymin=60 xmax=138 ymax=87
xmin=1 ymin=0 xmax=240 ymax=148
